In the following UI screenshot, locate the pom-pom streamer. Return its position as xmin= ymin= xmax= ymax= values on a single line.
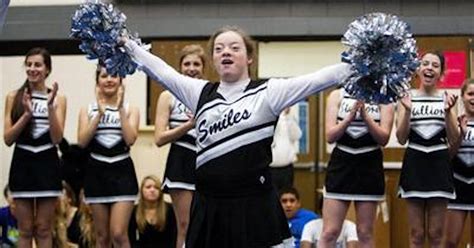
xmin=341 ymin=12 xmax=419 ymax=104
xmin=70 ymin=2 xmax=146 ymax=77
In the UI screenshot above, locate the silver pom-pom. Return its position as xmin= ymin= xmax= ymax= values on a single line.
xmin=70 ymin=2 xmax=148 ymax=77
xmin=341 ymin=12 xmax=419 ymax=104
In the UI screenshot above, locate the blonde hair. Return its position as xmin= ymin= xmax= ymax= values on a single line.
xmin=52 ymin=182 xmax=76 ymax=248
xmin=179 ymin=44 xmax=206 ymax=69
xmin=135 ymin=175 xmax=167 ymax=232
xmin=53 ymin=199 xmax=69 ymax=248
xmin=78 ymin=190 xmax=96 ymax=246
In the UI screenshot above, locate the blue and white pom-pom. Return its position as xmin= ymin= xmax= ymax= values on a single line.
xmin=70 ymin=1 xmax=148 ymax=77
xmin=341 ymin=12 xmax=419 ymax=104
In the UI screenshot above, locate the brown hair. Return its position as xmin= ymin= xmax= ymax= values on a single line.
xmin=179 ymin=44 xmax=206 ymax=69
xmin=11 ymin=47 xmax=52 ymax=124
xmin=419 ymin=50 xmax=445 ymax=75
xmin=461 ymin=78 xmax=474 ymax=95
xmin=208 ymin=25 xmax=256 ymax=63
xmin=95 ymin=63 xmax=123 ymax=84
xmin=135 ymin=175 xmax=167 ymax=232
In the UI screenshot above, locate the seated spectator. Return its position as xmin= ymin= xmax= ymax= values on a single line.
xmin=53 ymin=181 xmax=81 ymax=248
xmin=300 ymin=218 xmax=358 ymax=248
xmin=280 ymin=187 xmax=319 ymax=247
xmin=128 ymin=175 xmax=177 ymax=248
xmin=77 ymin=189 xmax=95 ymax=248
xmin=0 ymin=184 xmax=18 ymax=247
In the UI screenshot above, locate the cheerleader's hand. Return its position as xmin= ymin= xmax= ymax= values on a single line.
xmin=117 ymin=84 xmax=125 ymax=110
xmin=22 ymin=89 xmax=33 ymax=116
xmin=347 ymin=100 xmax=362 ymax=121
xmin=47 ymin=82 xmax=58 ymax=108
xmin=400 ymin=93 xmax=412 ymax=111
xmin=458 ymin=114 xmax=468 ymax=136
xmin=117 ymin=36 xmax=129 ymax=46
xmin=185 ymin=112 xmax=196 ymax=127
xmin=95 ymin=86 xmax=107 ymax=116
xmin=444 ymin=91 xmax=458 ymax=112
xmin=359 ymin=101 xmax=371 ymax=120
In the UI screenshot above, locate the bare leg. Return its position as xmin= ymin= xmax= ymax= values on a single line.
xmin=169 ymin=189 xmax=193 ymax=248
xmin=109 ymin=201 xmax=134 ymax=248
xmin=444 ymin=209 xmax=467 ymax=248
xmin=34 ymin=198 xmax=58 ymax=248
xmin=354 ymin=201 xmax=377 ymax=248
xmin=317 ymin=198 xmax=350 ymax=248
xmin=90 ymin=203 xmax=111 ymax=248
xmin=426 ymin=198 xmax=448 ymax=248
xmin=406 ymin=199 xmax=426 ymax=248
xmin=14 ymin=198 xmax=34 ymax=248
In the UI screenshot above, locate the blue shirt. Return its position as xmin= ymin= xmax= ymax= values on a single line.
xmin=0 ymin=206 xmax=18 ymax=247
xmin=288 ymin=209 xmax=319 ymax=248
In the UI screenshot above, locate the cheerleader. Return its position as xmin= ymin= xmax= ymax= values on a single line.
xmin=319 ymin=87 xmax=394 ymax=248
xmin=77 ymin=65 xmax=140 ymax=248
xmin=122 ymin=26 xmax=352 ymax=247
xmin=444 ymin=78 xmax=474 ymax=248
xmin=154 ymin=45 xmax=204 ymax=248
xmin=396 ymin=51 xmax=458 ymax=247
xmin=4 ymin=47 xmax=66 ymax=248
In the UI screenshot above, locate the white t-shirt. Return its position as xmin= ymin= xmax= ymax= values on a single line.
xmin=301 ymin=219 xmax=358 ymax=248
xmin=270 ymin=110 xmax=302 ymax=167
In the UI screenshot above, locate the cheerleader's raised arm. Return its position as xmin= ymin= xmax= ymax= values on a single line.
xmin=123 ymin=40 xmax=206 ymax=113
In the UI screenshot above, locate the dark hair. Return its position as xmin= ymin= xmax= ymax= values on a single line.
xmin=461 ymin=78 xmax=474 ymax=95
xmin=11 ymin=47 xmax=52 ymax=124
xmin=208 ymin=25 xmax=256 ymax=63
xmin=179 ymin=44 xmax=206 ymax=70
xmin=279 ymin=187 xmax=300 ymax=200
xmin=420 ymin=50 xmax=445 ymax=75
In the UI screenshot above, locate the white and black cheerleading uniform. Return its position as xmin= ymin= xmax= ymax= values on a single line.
xmin=125 ymin=40 xmax=351 ymax=248
xmin=398 ymin=92 xmax=455 ymax=199
xmin=9 ymin=91 xmax=62 ymax=198
xmin=162 ymin=93 xmax=196 ymax=192
xmin=448 ymin=121 xmax=474 ymax=210
xmin=83 ymin=103 xmax=138 ymax=204
xmin=324 ymin=89 xmax=385 ymax=201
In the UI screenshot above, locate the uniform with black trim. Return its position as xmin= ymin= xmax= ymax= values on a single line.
xmin=448 ymin=121 xmax=474 ymax=210
xmin=83 ymin=103 xmax=138 ymax=204
xmin=9 ymin=91 xmax=62 ymax=198
xmin=162 ymin=94 xmax=196 ymax=192
xmin=398 ymin=92 xmax=455 ymax=199
xmin=324 ymin=89 xmax=385 ymax=201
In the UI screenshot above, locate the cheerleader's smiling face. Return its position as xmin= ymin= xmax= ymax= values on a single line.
xmin=181 ymin=54 xmax=204 ymax=79
xmin=280 ymin=193 xmax=301 ymax=219
xmin=212 ymin=31 xmax=253 ymax=83
xmin=462 ymin=83 xmax=474 ymax=116
xmin=142 ymin=178 xmax=161 ymax=202
xmin=417 ymin=53 xmax=444 ymax=88
xmin=96 ymin=67 xmax=122 ymax=97
xmin=25 ymin=54 xmax=50 ymax=85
